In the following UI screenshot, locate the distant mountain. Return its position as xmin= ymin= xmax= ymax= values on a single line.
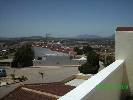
xmin=0 ymin=37 xmax=11 ymax=40
xmin=106 ymin=34 xmax=115 ymax=39
xmin=75 ymin=34 xmax=115 ymax=40
xmin=0 ymin=34 xmax=115 ymax=41
xmin=76 ymin=34 xmax=102 ymax=39
xmin=0 ymin=36 xmax=44 ymax=41
xmin=19 ymin=36 xmax=44 ymax=40
xmin=0 ymin=36 xmax=44 ymax=40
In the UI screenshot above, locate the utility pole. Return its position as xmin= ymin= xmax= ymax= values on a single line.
xmin=104 ymin=49 xmax=107 ymax=66
xmin=45 ymin=33 xmax=51 ymax=45
xmin=45 ymin=33 xmax=48 ymax=45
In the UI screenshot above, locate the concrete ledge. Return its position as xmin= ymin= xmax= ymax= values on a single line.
xmin=59 ymin=60 xmax=124 ymax=100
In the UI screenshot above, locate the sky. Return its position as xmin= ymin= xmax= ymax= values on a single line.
xmin=0 ymin=0 xmax=133 ymax=38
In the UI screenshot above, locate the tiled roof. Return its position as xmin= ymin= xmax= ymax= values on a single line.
xmin=24 ymin=83 xmax=75 ymax=96
xmin=2 ymin=87 xmax=56 ymax=100
xmin=116 ymin=27 xmax=133 ymax=31
xmin=1 ymin=83 xmax=75 ymax=100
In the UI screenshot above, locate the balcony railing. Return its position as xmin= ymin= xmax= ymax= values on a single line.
xmin=59 ymin=60 xmax=125 ymax=100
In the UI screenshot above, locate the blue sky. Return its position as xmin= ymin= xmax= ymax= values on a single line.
xmin=0 ymin=0 xmax=133 ymax=37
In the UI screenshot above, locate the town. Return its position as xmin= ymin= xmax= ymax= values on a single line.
xmin=0 ymin=36 xmax=115 ymax=67
xmin=0 ymin=35 xmax=115 ymax=99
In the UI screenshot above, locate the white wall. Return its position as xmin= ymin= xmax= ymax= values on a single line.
xmin=115 ymin=31 xmax=133 ymax=92
xmin=59 ymin=60 xmax=124 ymax=100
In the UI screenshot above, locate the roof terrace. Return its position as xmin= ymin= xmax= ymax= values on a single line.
xmin=59 ymin=27 xmax=133 ymax=100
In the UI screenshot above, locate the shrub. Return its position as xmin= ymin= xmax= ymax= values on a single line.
xmin=78 ymin=63 xmax=99 ymax=74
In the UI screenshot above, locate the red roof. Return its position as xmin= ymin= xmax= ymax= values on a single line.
xmin=1 ymin=83 xmax=75 ymax=100
xmin=2 ymin=87 xmax=56 ymax=100
xmin=116 ymin=27 xmax=133 ymax=31
xmin=24 ymin=83 xmax=75 ymax=96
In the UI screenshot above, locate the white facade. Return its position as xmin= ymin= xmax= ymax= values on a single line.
xmin=115 ymin=31 xmax=133 ymax=92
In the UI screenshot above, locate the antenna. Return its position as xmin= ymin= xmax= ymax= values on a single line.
xmin=45 ymin=33 xmax=51 ymax=45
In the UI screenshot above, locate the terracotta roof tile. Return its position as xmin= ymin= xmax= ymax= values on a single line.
xmin=2 ymin=87 xmax=56 ymax=100
xmin=24 ymin=83 xmax=75 ymax=96
xmin=1 ymin=83 xmax=75 ymax=100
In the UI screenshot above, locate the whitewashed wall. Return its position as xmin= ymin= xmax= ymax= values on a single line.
xmin=115 ymin=31 xmax=133 ymax=92
xmin=59 ymin=60 xmax=124 ymax=100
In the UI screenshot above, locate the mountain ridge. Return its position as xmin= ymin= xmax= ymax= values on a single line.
xmin=0 ymin=34 xmax=115 ymax=40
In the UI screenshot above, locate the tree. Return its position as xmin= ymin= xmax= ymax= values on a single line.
xmin=74 ymin=47 xmax=83 ymax=55
xmin=104 ymin=55 xmax=114 ymax=67
xmin=12 ymin=44 xmax=34 ymax=67
xmin=78 ymin=63 xmax=99 ymax=74
xmin=74 ymin=45 xmax=93 ymax=55
xmin=86 ymin=51 xmax=99 ymax=66
xmin=78 ymin=50 xmax=99 ymax=74
xmin=83 ymin=45 xmax=93 ymax=54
